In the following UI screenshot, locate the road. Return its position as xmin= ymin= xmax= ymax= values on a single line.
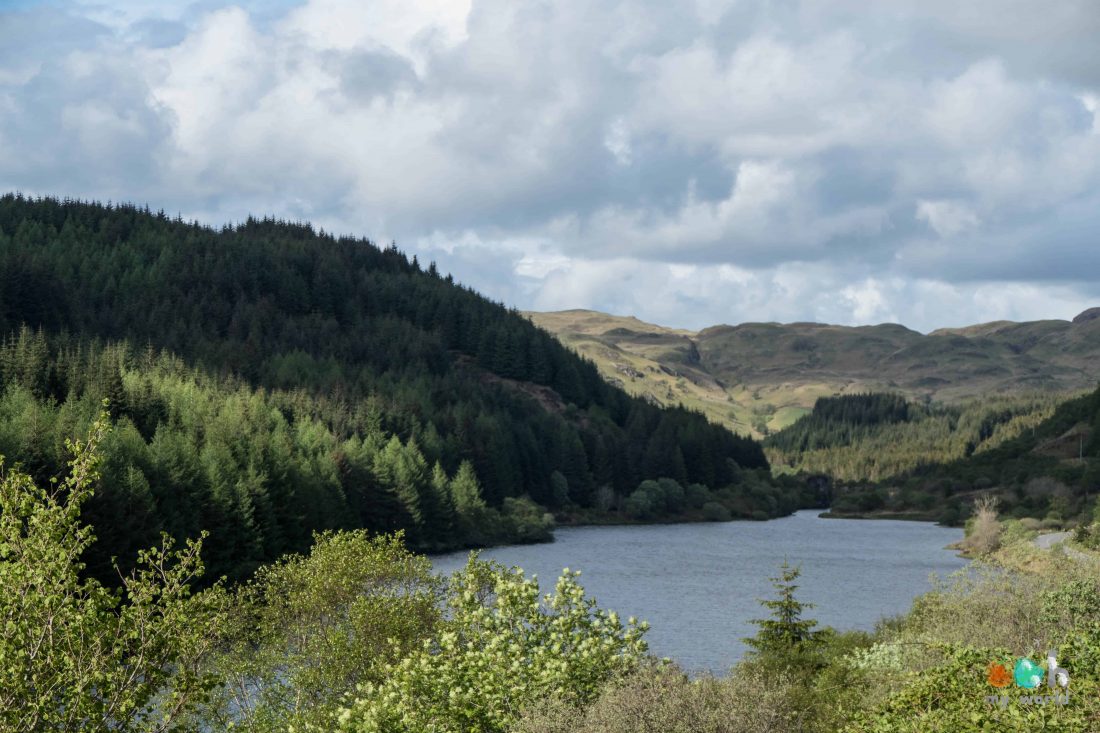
xmin=1034 ymin=531 xmax=1090 ymax=560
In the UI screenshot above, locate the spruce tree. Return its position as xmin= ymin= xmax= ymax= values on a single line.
xmin=743 ymin=560 xmax=825 ymax=664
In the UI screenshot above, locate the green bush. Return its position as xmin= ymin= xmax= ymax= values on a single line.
xmin=0 ymin=415 xmax=228 ymax=732
xmin=198 ymin=531 xmax=442 ymax=731
xmin=685 ymin=483 xmax=711 ymax=509
xmin=657 ymin=478 xmax=686 ymax=513
xmin=624 ymin=489 xmax=656 ymax=519
xmin=337 ymin=558 xmax=648 ymax=732
xmin=501 ymin=496 xmax=555 ymax=543
xmin=848 ymin=644 xmax=1100 ymax=732
xmin=514 ymin=663 xmax=807 ymax=733
xmin=702 ymin=501 xmax=731 ymax=522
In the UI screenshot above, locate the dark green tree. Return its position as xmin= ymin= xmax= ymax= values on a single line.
xmin=743 ymin=560 xmax=825 ymax=664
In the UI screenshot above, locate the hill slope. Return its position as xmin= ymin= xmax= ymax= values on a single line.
xmin=0 ymin=194 xmax=784 ymax=581
xmin=764 ymin=391 xmax=1066 ymax=482
xmin=528 ymin=309 xmax=1100 ymax=437
xmin=822 ymin=385 xmax=1100 ymax=525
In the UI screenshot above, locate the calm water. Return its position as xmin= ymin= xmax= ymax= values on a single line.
xmin=431 ymin=510 xmax=966 ymax=674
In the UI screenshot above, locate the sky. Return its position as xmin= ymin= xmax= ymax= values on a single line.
xmin=1 ymin=0 xmax=1099 ymax=332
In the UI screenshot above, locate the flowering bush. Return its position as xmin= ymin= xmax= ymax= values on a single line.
xmin=336 ymin=557 xmax=648 ymax=732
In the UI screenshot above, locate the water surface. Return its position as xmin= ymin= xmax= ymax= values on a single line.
xmin=431 ymin=510 xmax=966 ymax=674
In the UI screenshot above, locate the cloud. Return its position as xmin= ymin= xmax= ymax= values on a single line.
xmin=1 ymin=0 xmax=1098 ymax=331
xmin=916 ymin=200 xmax=980 ymax=238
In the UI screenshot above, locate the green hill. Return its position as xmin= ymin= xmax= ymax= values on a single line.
xmin=0 ymin=194 xmax=786 ymax=582
xmin=764 ymin=391 xmax=1067 ymax=482
xmin=813 ymin=387 xmax=1100 ymax=525
xmin=528 ymin=309 xmax=1100 ymax=437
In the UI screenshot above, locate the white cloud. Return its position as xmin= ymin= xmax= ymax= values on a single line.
xmin=603 ymin=117 xmax=632 ymax=165
xmin=840 ymin=279 xmax=899 ymax=324
xmin=1082 ymin=93 xmax=1100 ymax=134
xmin=915 ymin=199 xmax=980 ymax=238
xmin=280 ymin=0 xmax=471 ymax=74
xmin=924 ymin=60 xmax=1026 ymax=148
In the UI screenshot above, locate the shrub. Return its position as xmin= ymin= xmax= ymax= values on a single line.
xmin=199 ymin=531 xmax=442 ymax=731
xmin=0 ymin=414 xmax=227 ymax=732
xmin=501 ymin=496 xmax=555 ymax=543
xmin=515 ymin=663 xmax=807 ymax=733
xmin=337 ymin=558 xmax=648 ymax=732
xmin=959 ymin=495 xmax=1001 ymax=555
xmin=657 ymin=478 xmax=686 ymax=513
xmin=1000 ymin=518 xmax=1038 ymax=546
xmin=685 ymin=482 xmax=711 ymax=509
xmin=702 ymin=501 xmax=731 ymax=522
xmin=624 ymin=489 xmax=656 ymax=519
xmin=849 ymin=644 xmax=1100 ymax=732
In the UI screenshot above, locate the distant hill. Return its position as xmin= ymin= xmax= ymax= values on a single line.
xmin=821 ymin=385 xmax=1100 ymax=525
xmin=527 ymin=309 xmax=1100 ymax=437
xmin=763 ymin=391 xmax=1064 ymax=483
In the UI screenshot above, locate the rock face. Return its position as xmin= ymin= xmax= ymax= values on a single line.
xmin=1072 ymin=308 xmax=1100 ymax=324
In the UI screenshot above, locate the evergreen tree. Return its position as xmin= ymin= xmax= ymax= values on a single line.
xmin=450 ymin=460 xmax=486 ymax=515
xmin=428 ymin=462 xmax=456 ymax=547
xmin=743 ymin=561 xmax=825 ymax=663
xmin=373 ymin=436 xmax=424 ymax=538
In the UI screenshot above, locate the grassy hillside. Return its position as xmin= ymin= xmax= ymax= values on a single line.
xmin=529 ymin=309 xmax=1100 ymax=438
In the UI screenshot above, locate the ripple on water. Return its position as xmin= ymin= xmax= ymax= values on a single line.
xmin=430 ymin=510 xmax=967 ymax=674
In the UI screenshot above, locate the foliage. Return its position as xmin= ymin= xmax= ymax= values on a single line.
xmin=743 ymin=561 xmax=827 ymax=666
xmin=767 ymin=393 xmax=911 ymax=455
xmin=0 ymin=413 xmax=227 ymax=732
xmin=768 ymin=391 xmax=1062 ymax=483
xmin=336 ymin=557 xmax=648 ymax=732
xmin=785 ymin=387 xmax=1100 ymax=527
xmin=958 ymin=495 xmax=1003 ymax=556
xmin=0 ymin=331 xmax=562 ymax=581
xmin=847 ymin=644 xmax=1100 ymax=732
xmin=197 ymin=531 xmax=442 ymax=732
xmin=514 ymin=662 xmax=808 ymax=733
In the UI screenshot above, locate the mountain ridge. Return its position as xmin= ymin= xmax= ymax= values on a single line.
xmin=527 ymin=308 xmax=1100 ymax=437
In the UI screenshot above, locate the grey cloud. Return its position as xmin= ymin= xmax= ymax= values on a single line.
xmin=0 ymin=13 xmax=173 ymax=197
xmin=336 ymin=48 xmax=419 ymax=101
xmin=125 ymin=18 xmax=189 ymax=48
xmin=0 ymin=0 xmax=1098 ymax=330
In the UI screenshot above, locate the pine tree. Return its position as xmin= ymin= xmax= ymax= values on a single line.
xmin=372 ymin=436 xmax=423 ymax=539
xmin=428 ymin=462 xmax=456 ymax=547
xmin=743 ymin=560 xmax=825 ymax=663
xmin=450 ymin=460 xmax=486 ymax=514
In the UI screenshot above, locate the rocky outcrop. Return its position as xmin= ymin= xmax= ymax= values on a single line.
xmin=1072 ymin=307 xmax=1100 ymax=324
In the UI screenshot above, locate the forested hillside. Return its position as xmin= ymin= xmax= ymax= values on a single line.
xmin=779 ymin=389 xmax=1100 ymax=525
xmin=0 ymin=194 xmax=784 ymax=581
xmin=765 ymin=392 xmax=1062 ymax=481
